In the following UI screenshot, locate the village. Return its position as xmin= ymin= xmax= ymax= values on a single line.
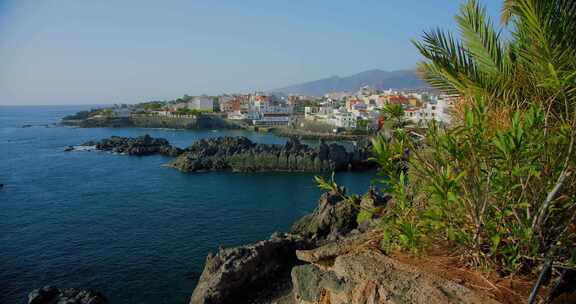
xmin=100 ymin=86 xmax=454 ymax=134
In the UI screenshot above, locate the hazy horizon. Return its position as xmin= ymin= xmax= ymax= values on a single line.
xmin=0 ymin=0 xmax=501 ymax=105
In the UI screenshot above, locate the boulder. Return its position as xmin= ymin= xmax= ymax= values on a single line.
xmin=28 ymin=286 xmax=108 ymax=304
xmin=290 ymin=189 xmax=359 ymax=241
xmin=80 ymin=134 xmax=183 ymax=157
xmin=190 ymin=233 xmax=311 ymax=304
xmin=292 ymin=248 xmax=501 ymax=304
xmin=359 ymin=187 xmax=389 ymax=210
xmin=357 ymin=187 xmax=391 ymax=231
xmin=295 ymin=231 xmax=380 ymax=265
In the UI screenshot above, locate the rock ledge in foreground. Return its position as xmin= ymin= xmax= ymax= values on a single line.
xmin=190 ymin=233 xmax=312 ymax=304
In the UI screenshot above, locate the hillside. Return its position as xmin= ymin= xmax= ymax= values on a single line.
xmin=271 ymin=69 xmax=426 ymax=96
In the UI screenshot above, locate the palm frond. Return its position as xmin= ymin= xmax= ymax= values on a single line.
xmin=456 ymin=0 xmax=510 ymax=76
xmin=501 ymin=0 xmax=517 ymax=24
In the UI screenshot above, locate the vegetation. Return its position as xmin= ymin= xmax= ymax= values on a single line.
xmin=317 ymin=0 xmax=575 ymax=300
xmin=140 ymin=102 xmax=164 ymax=111
xmin=62 ymin=108 xmax=114 ymax=120
xmin=174 ymin=108 xmax=202 ymax=116
xmin=62 ymin=109 xmax=99 ymax=120
xmin=99 ymin=109 xmax=114 ymax=117
xmin=380 ymin=104 xmax=408 ymax=129
xmin=354 ymin=119 xmax=372 ymax=134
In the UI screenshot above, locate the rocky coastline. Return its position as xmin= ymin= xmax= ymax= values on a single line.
xmin=71 ymin=135 xmax=375 ymax=173
xmin=167 ymin=136 xmax=374 ymax=173
xmin=187 ymin=188 xmax=504 ymax=304
xmin=26 ymin=187 xmax=526 ymax=304
xmin=60 ymin=114 xmax=240 ymax=130
xmin=59 ymin=113 xmax=370 ymax=141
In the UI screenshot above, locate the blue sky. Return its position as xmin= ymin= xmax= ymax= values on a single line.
xmin=0 ymin=0 xmax=502 ymax=105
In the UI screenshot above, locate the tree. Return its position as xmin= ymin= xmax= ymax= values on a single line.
xmin=413 ymin=0 xmax=576 ymax=121
xmin=381 ymin=104 xmax=407 ymax=129
xmin=142 ymin=102 xmax=164 ymax=111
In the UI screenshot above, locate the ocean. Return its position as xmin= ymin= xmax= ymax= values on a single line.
xmin=0 ymin=106 xmax=375 ymax=304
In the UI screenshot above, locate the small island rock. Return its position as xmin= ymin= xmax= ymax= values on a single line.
xmin=28 ymin=286 xmax=108 ymax=304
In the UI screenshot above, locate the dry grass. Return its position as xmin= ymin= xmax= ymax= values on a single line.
xmin=349 ymin=229 xmax=541 ymax=304
xmin=388 ymin=248 xmax=539 ymax=304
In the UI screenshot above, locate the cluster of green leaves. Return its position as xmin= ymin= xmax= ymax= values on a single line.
xmin=141 ymin=102 xmax=165 ymax=111
xmin=98 ymin=108 xmax=114 ymax=117
xmin=380 ymin=104 xmax=408 ymax=129
xmin=369 ymin=129 xmax=425 ymax=254
xmin=175 ymin=108 xmax=202 ymax=116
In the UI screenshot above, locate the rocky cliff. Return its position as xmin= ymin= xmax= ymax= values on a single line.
xmin=189 ymin=189 xmax=504 ymax=304
xmin=168 ymin=137 xmax=374 ymax=173
xmin=190 ymin=233 xmax=312 ymax=304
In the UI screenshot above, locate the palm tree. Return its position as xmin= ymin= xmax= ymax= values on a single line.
xmin=381 ymin=104 xmax=407 ymax=129
xmin=413 ymin=0 xmax=576 ymax=119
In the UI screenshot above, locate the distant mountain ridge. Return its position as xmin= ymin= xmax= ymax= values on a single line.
xmin=271 ymin=69 xmax=427 ymax=96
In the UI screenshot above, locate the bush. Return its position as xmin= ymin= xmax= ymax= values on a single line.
xmin=370 ymin=101 xmax=575 ymax=274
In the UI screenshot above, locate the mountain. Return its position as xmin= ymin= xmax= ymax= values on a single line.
xmin=271 ymin=69 xmax=427 ymax=96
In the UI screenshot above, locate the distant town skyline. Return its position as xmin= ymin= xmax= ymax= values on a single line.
xmin=0 ymin=0 xmax=502 ymax=105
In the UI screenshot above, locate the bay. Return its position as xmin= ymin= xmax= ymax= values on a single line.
xmin=0 ymin=106 xmax=375 ymax=304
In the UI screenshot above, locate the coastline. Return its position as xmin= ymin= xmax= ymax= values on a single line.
xmin=60 ymin=115 xmax=372 ymax=142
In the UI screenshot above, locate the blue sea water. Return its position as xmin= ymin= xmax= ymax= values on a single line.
xmin=0 ymin=106 xmax=375 ymax=304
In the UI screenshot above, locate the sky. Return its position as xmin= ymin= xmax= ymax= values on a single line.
xmin=0 ymin=0 xmax=502 ymax=105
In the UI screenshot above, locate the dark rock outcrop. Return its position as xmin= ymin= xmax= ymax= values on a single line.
xmin=28 ymin=286 xmax=108 ymax=304
xmin=169 ymin=137 xmax=374 ymax=173
xmin=190 ymin=233 xmax=311 ymax=304
xmin=290 ymin=189 xmax=360 ymax=242
xmin=357 ymin=187 xmax=391 ymax=231
xmin=82 ymin=134 xmax=183 ymax=156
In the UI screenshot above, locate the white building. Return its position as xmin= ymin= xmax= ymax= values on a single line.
xmin=331 ymin=109 xmax=357 ymax=129
xmin=405 ymin=97 xmax=453 ymax=125
xmin=188 ymin=96 xmax=214 ymax=112
xmin=248 ymin=95 xmax=293 ymax=126
xmin=304 ymin=105 xmax=334 ymax=122
xmin=350 ymin=102 xmax=368 ymax=116
xmin=227 ymin=110 xmax=246 ymax=120
xmin=252 ymin=113 xmax=291 ymax=126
